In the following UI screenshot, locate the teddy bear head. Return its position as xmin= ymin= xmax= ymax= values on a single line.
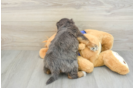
xmin=78 ymin=34 xmax=101 ymax=63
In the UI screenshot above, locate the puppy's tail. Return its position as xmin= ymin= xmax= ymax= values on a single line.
xmin=46 ymin=72 xmax=59 ymax=85
xmin=46 ymin=76 xmax=56 ymax=85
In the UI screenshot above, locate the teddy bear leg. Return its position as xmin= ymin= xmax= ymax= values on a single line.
xmin=39 ymin=48 xmax=48 ymax=59
xmin=77 ymin=56 xmax=94 ymax=73
xmin=93 ymin=54 xmax=104 ymax=67
xmin=103 ymin=50 xmax=129 ymax=75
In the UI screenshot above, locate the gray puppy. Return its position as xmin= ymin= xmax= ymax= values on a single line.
xmin=44 ymin=18 xmax=96 ymax=85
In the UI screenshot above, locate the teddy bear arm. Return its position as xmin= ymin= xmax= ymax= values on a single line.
xmin=45 ymin=33 xmax=56 ymax=48
xmin=77 ymin=56 xmax=94 ymax=73
xmin=39 ymin=48 xmax=48 ymax=59
xmin=78 ymin=43 xmax=85 ymax=50
xmin=101 ymin=34 xmax=114 ymax=52
xmin=101 ymin=42 xmax=113 ymax=52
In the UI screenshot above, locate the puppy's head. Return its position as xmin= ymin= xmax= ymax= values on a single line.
xmin=56 ymin=18 xmax=74 ymax=29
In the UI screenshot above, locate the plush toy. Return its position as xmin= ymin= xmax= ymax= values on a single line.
xmin=39 ymin=33 xmax=56 ymax=59
xmin=39 ymin=29 xmax=129 ymax=75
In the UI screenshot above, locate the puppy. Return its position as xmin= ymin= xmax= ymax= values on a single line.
xmin=44 ymin=18 xmax=96 ymax=85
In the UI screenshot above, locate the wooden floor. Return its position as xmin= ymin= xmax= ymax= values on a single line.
xmin=1 ymin=50 xmax=133 ymax=88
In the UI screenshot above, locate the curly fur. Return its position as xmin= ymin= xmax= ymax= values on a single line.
xmin=44 ymin=18 xmax=89 ymax=85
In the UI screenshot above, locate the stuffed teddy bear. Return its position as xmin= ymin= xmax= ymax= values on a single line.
xmin=39 ymin=29 xmax=129 ymax=75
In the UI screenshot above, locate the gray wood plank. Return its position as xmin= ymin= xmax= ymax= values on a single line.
xmin=1 ymin=51 xmax=21 ymax=73
xmin=1 ymin=51 xmax=39 ymax=88
xmin=1 ymin=50 xmax=8 ymax=58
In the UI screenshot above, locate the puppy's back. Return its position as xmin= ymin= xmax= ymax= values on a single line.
xmin=47 ymin=27 xmax=78 ymax=56
xmin=44 ymin=26 xmax=79 ymax=85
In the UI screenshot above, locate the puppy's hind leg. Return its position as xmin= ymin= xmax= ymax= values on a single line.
xmin=44 ymin=66 xmax=51 ymax=75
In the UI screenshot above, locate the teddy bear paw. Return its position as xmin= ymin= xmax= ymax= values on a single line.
xmin=82 ymin=71 xmax=86 ymax=77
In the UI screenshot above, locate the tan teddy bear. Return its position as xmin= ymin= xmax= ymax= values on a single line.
xmin=39 ymin=29 xmax=129 ymax=75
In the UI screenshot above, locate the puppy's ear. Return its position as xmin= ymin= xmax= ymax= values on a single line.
xmin=70 ymin=19 xmax=73 ymax=21
xmin=70 ymin=19 xmax=74 ymax=24
xmin=56 ymin=22 xmax=60 ymax=29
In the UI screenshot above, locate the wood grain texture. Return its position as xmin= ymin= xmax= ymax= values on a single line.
xmin=1 ymin=51 xmax=39 ymax=88
xmin=1 ymin=50 xmax=133 ymax=88
xmin=1 ymin=0 xmax=133 ymax=50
